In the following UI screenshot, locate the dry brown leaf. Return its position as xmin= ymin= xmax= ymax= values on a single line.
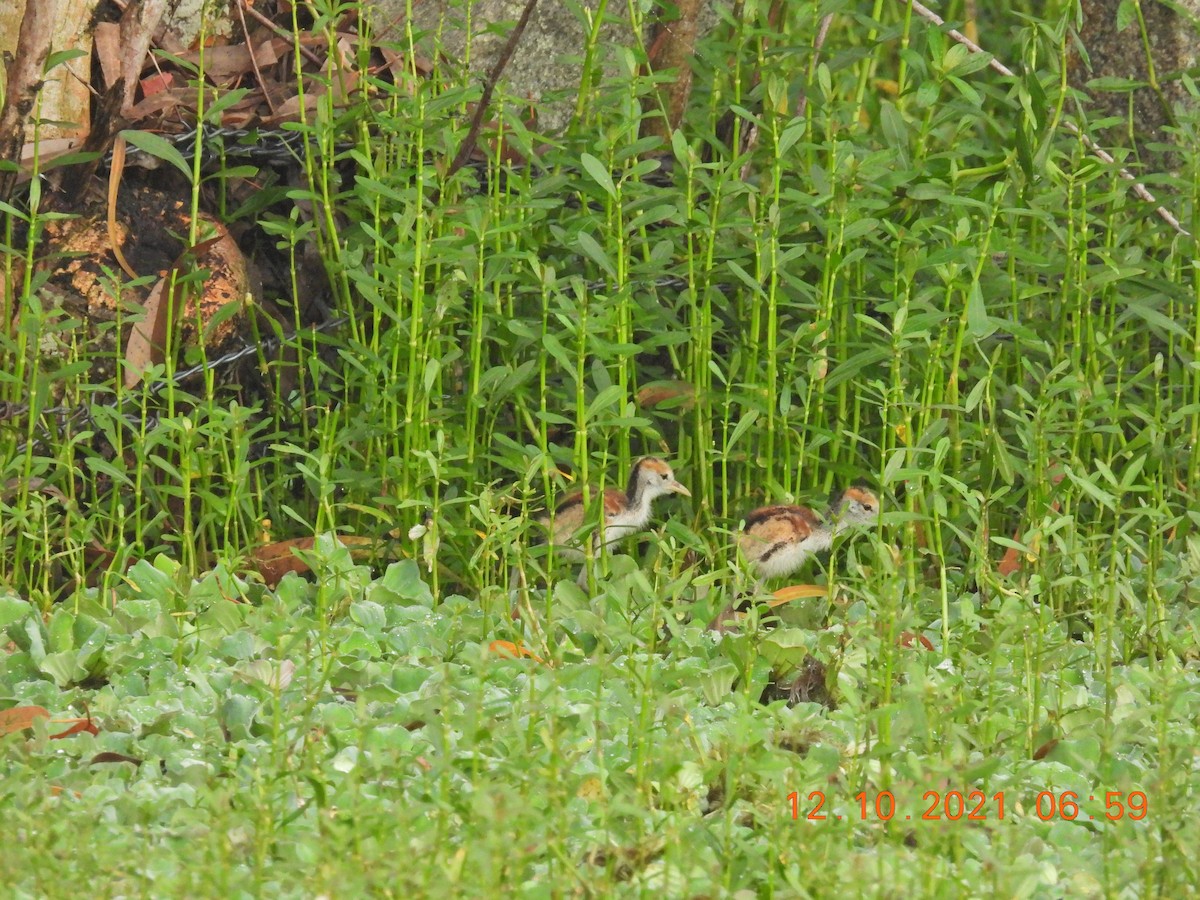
xmin=0 ymin=705 xmax=51 ymax=735
xmin=1032 ymin=738 xmax=1059 ymax=760
xmin=767 ymin=584 xmax=828 ymax=607
xmin=106 ymin=136 xmax=139 ymax=281
xmin=49 ymin=717 xmax=100 ymax=740
xmin=123 ymin=87 xmax=188 ymax=122
xmin=123 ymin=233 xmax=226 ymax=389
xmin=488 ymin=640 xmax=546 ymax=664
xmin=91 ymin=751 xmax=142 ymax=766
xmin=897 ymin=631 xmax=934 ymax=651
xmin=178 ymin=40 xmax=282 ymax=87
xmin=253 ymin=535 xmax=381 ymax=587
xmin=997 ymin=540 xmax=1022 ymax=577
xmin=140 ymin=71 xmax=175 ymax=98
xmin=123 ymin=275 xmax=167 ymax=388
xmin=635 ymin=381 xmax=696 ymax=410
xmin=94 ymin=22 xmax=123 ymax=90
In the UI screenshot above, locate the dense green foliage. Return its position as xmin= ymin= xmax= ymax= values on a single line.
xmin=2 ymin=0 xmax=1198 ymax=895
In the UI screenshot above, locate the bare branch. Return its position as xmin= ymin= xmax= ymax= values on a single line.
xmin=904 ymin=0 xmax=1190 ymax=239
xmin=447 ymin=0 xmax=541 ymax=180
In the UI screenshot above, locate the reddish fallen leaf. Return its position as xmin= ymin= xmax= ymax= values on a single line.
xmin=253 ymin=535 xmax=381 ymax=587
xmin=488 ymin=640 xmax=545 ymax=664
xmin=177 ymin=41 xmax=281 ymax=88
xmin=0 ymin=706 xmax=51 ymax=735
xmin=767 ymin=584 xmax=828 ymax=607
xmin=1032 ymin=739 xmax=1059 ymax=760
xmin=49 ymin=717 xmax=100 ymax=740
xmin=998 ymin=497 xmax=1062 ymax=577
xmin=635 ymin=381 xmax=696 ymax=410
xmin=94 ymin=22 xmax=123 ymax=90
xmin=897 ymin=631 xmax=934 ymax=650
xmin=997 ymin=542 xmax=1022 ymax=576
xmin=140 ymin=71 xmax=174 ymax=97
xmin=123 ymin=233 xmax=227 ymax=386
xmin=90 ymin=752 xmax=142 ymax=766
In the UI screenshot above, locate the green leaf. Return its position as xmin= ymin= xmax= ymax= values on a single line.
xmin=825 ymin=348 xmax=890 ymax=389
xmin=45 ymin=48 xmax=88 ymax=70
xmin=577 ymin=231 xmax=616 ymax=278
xmin=760 ymin=628 xmax=812 ymax=669
xmin=778 ymin=118 xmax=807 ymax=157
xmin=727 ymin=409 xmax=760 ymax=451
xmin=965 ymin=282 xmax=997 ymax=339
xmin=39 ymin=652 xmax=84 ymax=688
xmin=0 ymin=595 xmax=31 ymax=629
xmin=579 ymin=152 xmax=616 ymax=199
xmin=879 ymin=101 xmax=909 ymax=157
xmin=48 ymin=608 xmax=76 ymax=653
xmin=541 ymin=333 xmax=575 ymax=378
xmin=585 ymin=384 xmax=625 ymax=421
xmin=670 ymin=128 xmax=691 ymax=165
xmin=842 ymin=218 xmax=879 ymax=242
xmin=1120 ymin=302 xmax=1190 ymax=339
xmin=1116 ymin=0 xmax=1136 ymax=32
xmin=727 ymin=260 xmax=764 ymax=294
xmin=1014 ymin=120 xmax=1034 ymax=180
xmin=350 ymin=599 xmax=388 ymax=630
xmin=699 ymin=662 xmax=740 ymax=707
xmin=119 ymin=129 xmax=193 ymax=181
xmin=1066 ymin=467 xmax=1117 ymax=511
xmin=990 ymin=429 xmax=1017 ymax=486
xmin=376 ymin=560 xmax=435 ymax=607
xmin=1119 ymin=454 xmax=1147 ymax=491
xmin=75 ymin=625 xmax=109 ymax=676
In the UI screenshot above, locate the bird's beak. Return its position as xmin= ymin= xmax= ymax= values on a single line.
xmin=669 ymin=480 xmax=691 ymax=497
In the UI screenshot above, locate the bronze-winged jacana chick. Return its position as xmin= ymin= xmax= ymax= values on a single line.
xmin=709 ymin=486 xmax=880 ymax=632
xmin=739 ymin=486 xmax=880 ymax=581
xmin=541 ymin=457 xmax=690 ymax=578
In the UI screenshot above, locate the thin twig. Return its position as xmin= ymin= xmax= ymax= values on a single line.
xmin=237 ymin=0 xmax=324 ymax=67
xmin=446 ymin=0 xmax=541 ymax=180
xmin=236 ymin=0 xmax=277 ymax=117
xmin=796 ymin=12 xmax=835 ymax=121
xmin=905 ymin=0 xmax=1190 ymax=239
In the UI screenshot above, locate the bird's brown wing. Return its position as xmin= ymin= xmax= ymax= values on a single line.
xmin=549 ymin=487 xmax=626 ymax=543
xmin=739 ymin=505 xmax=818 ymax=563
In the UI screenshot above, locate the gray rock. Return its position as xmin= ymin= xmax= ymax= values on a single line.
xmin=1069 ymin=0 xmax=1200 ymax=152
xmin=370 ymin=0 xmax=719 ymax=134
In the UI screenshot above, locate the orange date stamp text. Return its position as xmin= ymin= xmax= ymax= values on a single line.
xmin=788 ymin=789 xmax=1148 ymax=823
